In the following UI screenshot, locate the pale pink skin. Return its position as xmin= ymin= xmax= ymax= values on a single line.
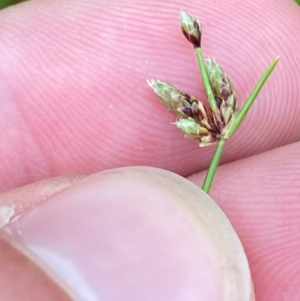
xmin=0 ymin=0 xmax=300 ymax=300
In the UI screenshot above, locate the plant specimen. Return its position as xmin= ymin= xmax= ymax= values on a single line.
xmin=148 ymin=11 xmax=279 ymax=194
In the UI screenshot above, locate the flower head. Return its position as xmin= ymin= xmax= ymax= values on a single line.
xmin=176 ymin=118 xmax=218 ymax=147
xmin=206 ymin=58 xmax=238 ymax=126
xmin=147 ymin=80 xmax=187 ymax=117
xmin=148 ymin=12 xmax=276 ymax=148
xmin=180 ymin=11 xmax=202 ymax=48
xmin=148 ymin=80 xmax=221 ymax=147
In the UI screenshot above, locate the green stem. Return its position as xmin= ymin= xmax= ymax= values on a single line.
xmin=224 ymin=56 xmax=280 ymax=139
xmin=0 ymin=0 xmax=25 ymax=9
xmin=202 ymin=139 xmax=226 ymax=193
xmin=195 ymin=47 xmax=218 ymax=113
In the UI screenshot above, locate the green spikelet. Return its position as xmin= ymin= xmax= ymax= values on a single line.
xmin=206 ymin=59 xmax=237 ymax=125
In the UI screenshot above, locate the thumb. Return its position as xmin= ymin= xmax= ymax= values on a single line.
xmin=0 ymin=168 xmax=252 ymax=301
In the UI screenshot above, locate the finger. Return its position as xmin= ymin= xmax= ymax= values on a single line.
xmin=0 ymin=0 xmax=299 ymax=191
xmin=0 ymin=168 xmax=254 ymax=301
xmin=0 ymin=174 xmax=85 ymax=215
xmin=0 ymin=175 xmax=84 ymax=301
xmin=188 ymin=141 xmax=300 ymax=301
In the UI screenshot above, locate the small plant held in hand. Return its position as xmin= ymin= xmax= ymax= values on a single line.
xmin=148 ymin=11 xmax=279 ymax=193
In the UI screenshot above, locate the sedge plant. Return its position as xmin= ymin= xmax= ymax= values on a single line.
xmin=148 ymin=11 xmax=279 ymax=194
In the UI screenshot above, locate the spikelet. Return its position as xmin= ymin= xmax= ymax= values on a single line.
xmin=206 ymin=59 xmax=237 ymax=127
xmin=180 ymin=11 xmax=202 ymax=48
xmin=147 ymin=80 xmax=219 ymax=146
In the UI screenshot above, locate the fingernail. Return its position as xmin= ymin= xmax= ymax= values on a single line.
xmin=0 ymin=175 xmax=86 ymax=221
xmin=1 ymin=167 xmax=253 ymax=301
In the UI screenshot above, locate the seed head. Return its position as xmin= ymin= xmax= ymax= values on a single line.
xmin=147 ymin=80 xmax=181 ymax=115
xmin=206 ymin=59 xmax=237 ymax=125
xmin=176 ymin=118 xmax=218 ymax=147
xmin=176 ymin=117 xmax=208 ymax=136
xmin=147 ymin=79 xmax=195 ymax=118
xmin=148 ymin=80 xmax=215 ymax=128
xmin=206 ymin=59 xmax=236 ymax=105
xmin=148 ymin=80 xmax=202 ymax=118
xmin=180 ymin=11 xmax=202 ymax=48
xmin=148 ymin=79 xmax=221 ymax=147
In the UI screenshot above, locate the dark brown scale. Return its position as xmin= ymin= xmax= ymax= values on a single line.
xmin=193 ymin=21 xmax=199 ymax=31
xmin=214 ymin=120 xmax=223 ymax=134
xmin=181 ymin=27 xmax=201 ymax=48
xmin=181 ymin=30 xmax=190 ymax=43
xmin=191 ymin=36 xmax=201 ymax=48
xmin=207 ymin=117 xmax=220 ymax=134
xmin=214 ymin=96 xmax=222 ymax=108
xmin=181 ymin=107 xmax=193 ymax=117
xmin=221 ymin=87 xmax=230 ymax=99
xmin=182 ymin=93 xmax=193 ymax=105
xmin=193 ymin=21 xmax=202 ymax=47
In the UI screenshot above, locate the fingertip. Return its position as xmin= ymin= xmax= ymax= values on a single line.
xmin=2 ymin=167 xmax=253 ymax=301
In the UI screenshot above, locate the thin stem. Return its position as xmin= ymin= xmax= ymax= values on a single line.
xmin=202 ymin=139 xmax=226 ymax=193
xmin=195 ymin=47 xmax=218 ymax=113
xmin=224 ymin=56 xmax=280 ymax=139
xmin=0 ymin=0 xmax=25 ymax=9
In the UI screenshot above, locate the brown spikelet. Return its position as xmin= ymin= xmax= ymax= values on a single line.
xmin=148 ymin=80 xmax=222 ymax=146
xmin=180 ymin=11 xmax=202 ymax=48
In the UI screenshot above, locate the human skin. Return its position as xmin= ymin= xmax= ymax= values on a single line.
xmin=0 ymin=0 xmax=299 ymax=300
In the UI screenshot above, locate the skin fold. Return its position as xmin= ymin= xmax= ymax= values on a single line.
xmin=0 ymin=0 xmax=299 ymax=300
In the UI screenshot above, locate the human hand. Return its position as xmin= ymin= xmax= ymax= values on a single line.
xmin=0 ymin=0 xmax=299 ymax=300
